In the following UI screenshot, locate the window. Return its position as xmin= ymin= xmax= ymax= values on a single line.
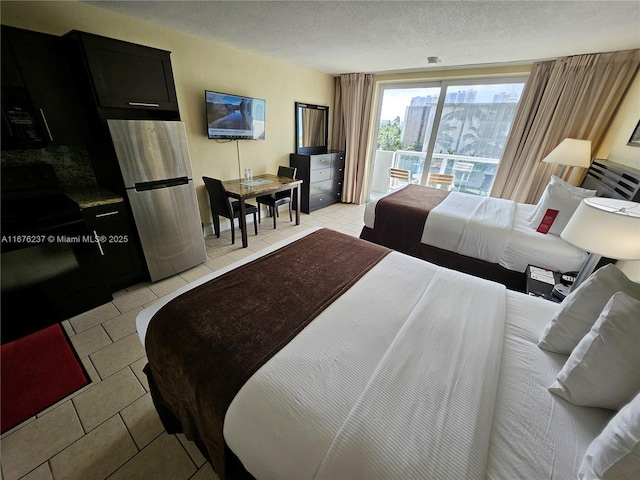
xmin=368 ymin=78 xmax=526 ymax=200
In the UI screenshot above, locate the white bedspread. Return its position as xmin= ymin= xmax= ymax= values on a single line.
xmin=137 ymin=230 xmax=611 ymax=480
xmin=224 ymin=254 xmax=506 ymax=480
xmin=421 ymin=192 xmax=516 ymax=264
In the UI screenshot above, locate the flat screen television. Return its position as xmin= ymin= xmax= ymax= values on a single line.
xmin=205 ymin=90 xmax=265 ymax=140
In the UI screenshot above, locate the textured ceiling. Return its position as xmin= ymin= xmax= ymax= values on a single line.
xmin=86 ymin=0 xmax=640 ymax=74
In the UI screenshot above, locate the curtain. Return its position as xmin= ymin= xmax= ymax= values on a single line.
xmin=332 ymin=73 xmax=375 ymax=204
xmin=491 ymin=49 xmax=640 ymax=203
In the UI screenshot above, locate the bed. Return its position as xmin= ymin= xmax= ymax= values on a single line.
xmin=137 ymin=227 xmax=640 ymax=480
xmin=360 ymin=159 xmax=640 ymax=291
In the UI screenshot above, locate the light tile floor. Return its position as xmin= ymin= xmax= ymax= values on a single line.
xmin=0 ymin=202 xmax=366 ymax=480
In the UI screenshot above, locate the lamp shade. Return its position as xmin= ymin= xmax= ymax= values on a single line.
xmin=542 ymin=138 xmax=592 ymax=168
xmin=561 ymin=198 xmax=640 ymax=260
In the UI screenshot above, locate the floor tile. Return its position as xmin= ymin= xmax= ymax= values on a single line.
xmin=73 ymin=367 xmax=145 ymax=432
xmin=112 ymin=287 xmax=157 ymax=313
xmin=0 ymin=402 xmax=83 ymax=480
xmin=68 ymin=302 xmax=120 ymax=334
xmin=49 ymin=415 xmax=137 ymax=480
xmin=101 ymin=307 xmax=142 ymax=342
xmin=18 ymin=463 xmax=53 ymax=480
xmin=129 ymin=356 xmax=150 ymax=391
xmin=176 ymin=433 xmax=207 ymax=467
xmin=119 ymin=393 xmax=164 ymax=449
xmin=178 ymin=263 xmax=214 ymax=283
xmin=107 ymin=433 xmax=196 ymax=480
xmin=89 ymin=333 xmax=146 ymax=379
xmin=69 ymin=325 xmax=112 ymax=359
xmin=191 ymin=462 xmax=219 ymax=480
xmin=147 ymin=275 xmax=189 ymax=298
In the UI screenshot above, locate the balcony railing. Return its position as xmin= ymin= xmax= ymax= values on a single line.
xmin=371 ymin=149 xmax=500 ymax=198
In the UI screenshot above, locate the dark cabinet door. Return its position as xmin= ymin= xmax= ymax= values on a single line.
xmin=83 ymin=202 xmax=146 ymax=291
xmin=2 ymin=26 xmax=90 ymax=147
xmin=68 ymin=31 xmax=179 ymax=114
xmin=1 ymin=27 xmax=46 ymax=149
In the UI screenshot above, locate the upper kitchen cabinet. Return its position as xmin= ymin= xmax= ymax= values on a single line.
xmin=65 ymin=31 xmax=180 ymax=120
xmin=1 ymin=26 xmax=90 ymax=148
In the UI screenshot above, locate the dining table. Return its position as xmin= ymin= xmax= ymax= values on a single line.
xmin=223 ymin=173 xmax=303 ymax=248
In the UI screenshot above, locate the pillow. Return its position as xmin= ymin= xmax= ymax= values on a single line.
xmin=528 ymin=177 xmax=597 ymax=235
xmin=538 ymin=264 xmax=640 ymax=354
xmin=579 ymin=391 xmax=640 ymax=479
xmin=527 ymin=175 xmax=597 ymax=222
xmin=548 ymin=292 xmax=640 ymax=409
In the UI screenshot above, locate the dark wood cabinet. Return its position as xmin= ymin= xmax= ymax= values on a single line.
xmin=65 ymin=30 xmax=179 ymax=119
xmin=290 ymin=152 xmax=345 ymax=213
xmin=83 ymin=202 xmax=145 ymax=291
xmin=1 ymin=26 xmax=89 ymax=148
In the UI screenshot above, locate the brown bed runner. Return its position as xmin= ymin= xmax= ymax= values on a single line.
xmin=361 ymin=184 xmax=449 ymax=255
xmin=145 ymin=229 xmax=391 ymax=479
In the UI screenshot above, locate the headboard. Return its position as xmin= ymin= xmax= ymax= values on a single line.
xmin=581 ymin=158 xmax=640 ymax=201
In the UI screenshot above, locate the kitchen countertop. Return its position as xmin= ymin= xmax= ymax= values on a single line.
xmin=64 ymin=186 xmax=124 ymax=209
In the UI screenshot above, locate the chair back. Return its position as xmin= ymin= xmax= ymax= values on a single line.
xmin=277 ymin=165 xmax=296 ymax=179
xmin=202 ymin=176 xmax=233 ymax=218
xmin=427 ymin=173 xmax=454 ymax=190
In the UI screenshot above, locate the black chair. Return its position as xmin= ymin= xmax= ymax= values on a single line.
xmin=202 ymin=176 xmax=258 ymax=245
xmin=256 ymin=166 xmax=297 ymax=229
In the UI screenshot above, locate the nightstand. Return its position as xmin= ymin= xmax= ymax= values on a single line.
xmin=525 ymin=265 xmax=563 ymax=302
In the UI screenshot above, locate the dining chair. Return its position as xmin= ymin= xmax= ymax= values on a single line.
xmin=256 ymin=166 xmax=297 ymax=229
xmin=202 ymin=176 xmax=258 ymax=245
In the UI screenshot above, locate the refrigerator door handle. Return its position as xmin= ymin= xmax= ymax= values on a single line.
xmin=134 ymin=177 xmax=189 ymax=192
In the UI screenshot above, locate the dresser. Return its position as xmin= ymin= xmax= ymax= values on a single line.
xmin=290 ymin=152 xmax=345 ymax=213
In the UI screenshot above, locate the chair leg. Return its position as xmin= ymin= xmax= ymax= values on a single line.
xmin=213 ymin=214 xmax=220 ymax=238
xmin=230 ymin=220 xmax=235 ymax=245
xmin=258 ymin=205 xmax=262 ymax=223
xmin=288 ymin=202 xmax=292 ymax=222
xmin=272 ymin=208 xmax=277 ymax=229
xmin=253 ymin=213 xmax=258 ymax=235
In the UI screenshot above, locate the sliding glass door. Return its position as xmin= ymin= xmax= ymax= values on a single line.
xmin=367 ymin=78 xmax=526 ymax=200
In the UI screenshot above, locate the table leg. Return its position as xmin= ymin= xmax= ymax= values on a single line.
xmin=295 ymin=185 xmax=301 ymax=225
xmin=239 ymin=200 xmax=248 ymax=248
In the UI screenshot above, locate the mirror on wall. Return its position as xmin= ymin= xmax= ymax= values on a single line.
xmin=295 ymin=102 xmax=328 ymax=155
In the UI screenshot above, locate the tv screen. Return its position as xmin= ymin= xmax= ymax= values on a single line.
xmin=205 ymin=90 xmax=265 ymax=140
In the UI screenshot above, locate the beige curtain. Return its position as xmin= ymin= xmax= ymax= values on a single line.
xmin=491 ymin=49 xmax=640 ymax=203
xmin=332 ymin=73 xmax=375 ymax=204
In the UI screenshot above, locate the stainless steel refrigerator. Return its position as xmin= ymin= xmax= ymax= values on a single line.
xmin=107 ymin=119 xmax=206 ymax=282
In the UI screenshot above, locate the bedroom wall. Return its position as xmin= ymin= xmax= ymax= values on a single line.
xmin=0 ymin=1 xmax=335 ymax=224
xmin=596 ymin=70 xmax=640 ymax=169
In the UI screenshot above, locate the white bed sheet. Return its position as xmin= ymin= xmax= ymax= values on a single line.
xmin=363 ymin=190 xmax=587 ymax=273
xmin=137 ymin=230 xmax=611 ymax=480
xmin=499 ymin=203 xmax=587 ymax=273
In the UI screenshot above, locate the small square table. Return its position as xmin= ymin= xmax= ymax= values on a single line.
xmin=223 ymin=174 xmax=303 ymax=248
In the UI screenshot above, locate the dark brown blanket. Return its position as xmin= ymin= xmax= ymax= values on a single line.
xmin=360 ymin=184 xmax=449 ymax=255
xmin=145 ymin=229 xmax=390 ymax=479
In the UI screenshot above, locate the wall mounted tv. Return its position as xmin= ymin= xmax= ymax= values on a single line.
xmin=205 ymin=90 xmax=265 ymax=140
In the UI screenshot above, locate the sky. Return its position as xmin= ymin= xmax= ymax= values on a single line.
xmin=380 ymin=83 xmax=524 ymax=122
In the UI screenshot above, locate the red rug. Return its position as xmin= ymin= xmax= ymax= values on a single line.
xmin=1 ymin=324 xmax=90 ymax=433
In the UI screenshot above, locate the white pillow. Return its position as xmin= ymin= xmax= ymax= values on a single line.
xmin=579 ymin=392 xmax=640 ymax=479
xmin=548 ymin=292 xmax=640 ymax=410
xmin=527 ymin=175 xmax=597 ymax=222
xmin=538 ymin=264 xmax=640 ymax=354
xmin=528 ymin=176 xmax=597 ymax=235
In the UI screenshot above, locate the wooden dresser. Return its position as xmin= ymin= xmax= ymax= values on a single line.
xmin=290 ymin=152 xmax=345 ymax=213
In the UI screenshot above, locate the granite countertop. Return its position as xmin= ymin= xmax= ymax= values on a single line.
xmin=64 ymin=186 xmax=124 ymax=209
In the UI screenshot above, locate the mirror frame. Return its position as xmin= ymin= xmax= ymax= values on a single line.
xmin=295 ymin=102 xmax=329 ymax=155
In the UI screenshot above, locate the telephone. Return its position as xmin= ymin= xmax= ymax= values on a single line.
xmin=552 ymin=271 xmax=579 ymax=300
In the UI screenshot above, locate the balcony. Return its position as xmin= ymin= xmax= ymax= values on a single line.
xmin=369 ymin=149 xmax=499 ymax=200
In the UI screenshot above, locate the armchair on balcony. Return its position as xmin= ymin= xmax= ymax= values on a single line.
xmin=452 ymin=161 xmax=474 ymax=191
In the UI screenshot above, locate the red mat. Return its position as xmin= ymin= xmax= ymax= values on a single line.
xmin=1 ymin=324 xmax=90 ymax=433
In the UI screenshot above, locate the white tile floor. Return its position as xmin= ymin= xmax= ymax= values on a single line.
xmin=0 ymin=202 xmax=366 ymax=480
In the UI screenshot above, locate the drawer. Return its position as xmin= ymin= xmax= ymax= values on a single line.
xmin=310 ymin=154 xmax=332 ymax=170
xmin=309 ymin=192 xmax=338 ymax=210
xmin=310 ymin=178 xmax=338 ymax=197
xmin=331 ymin=153 xmax=345 ymax=171
xmin=310 ymin=167 xmax=332 ymax=183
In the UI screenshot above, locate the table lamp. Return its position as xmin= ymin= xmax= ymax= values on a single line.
xmin=542 ymin=138 xmax=592 ymax=177
xmin=554 ymin=197 xmax=640 ymax=299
